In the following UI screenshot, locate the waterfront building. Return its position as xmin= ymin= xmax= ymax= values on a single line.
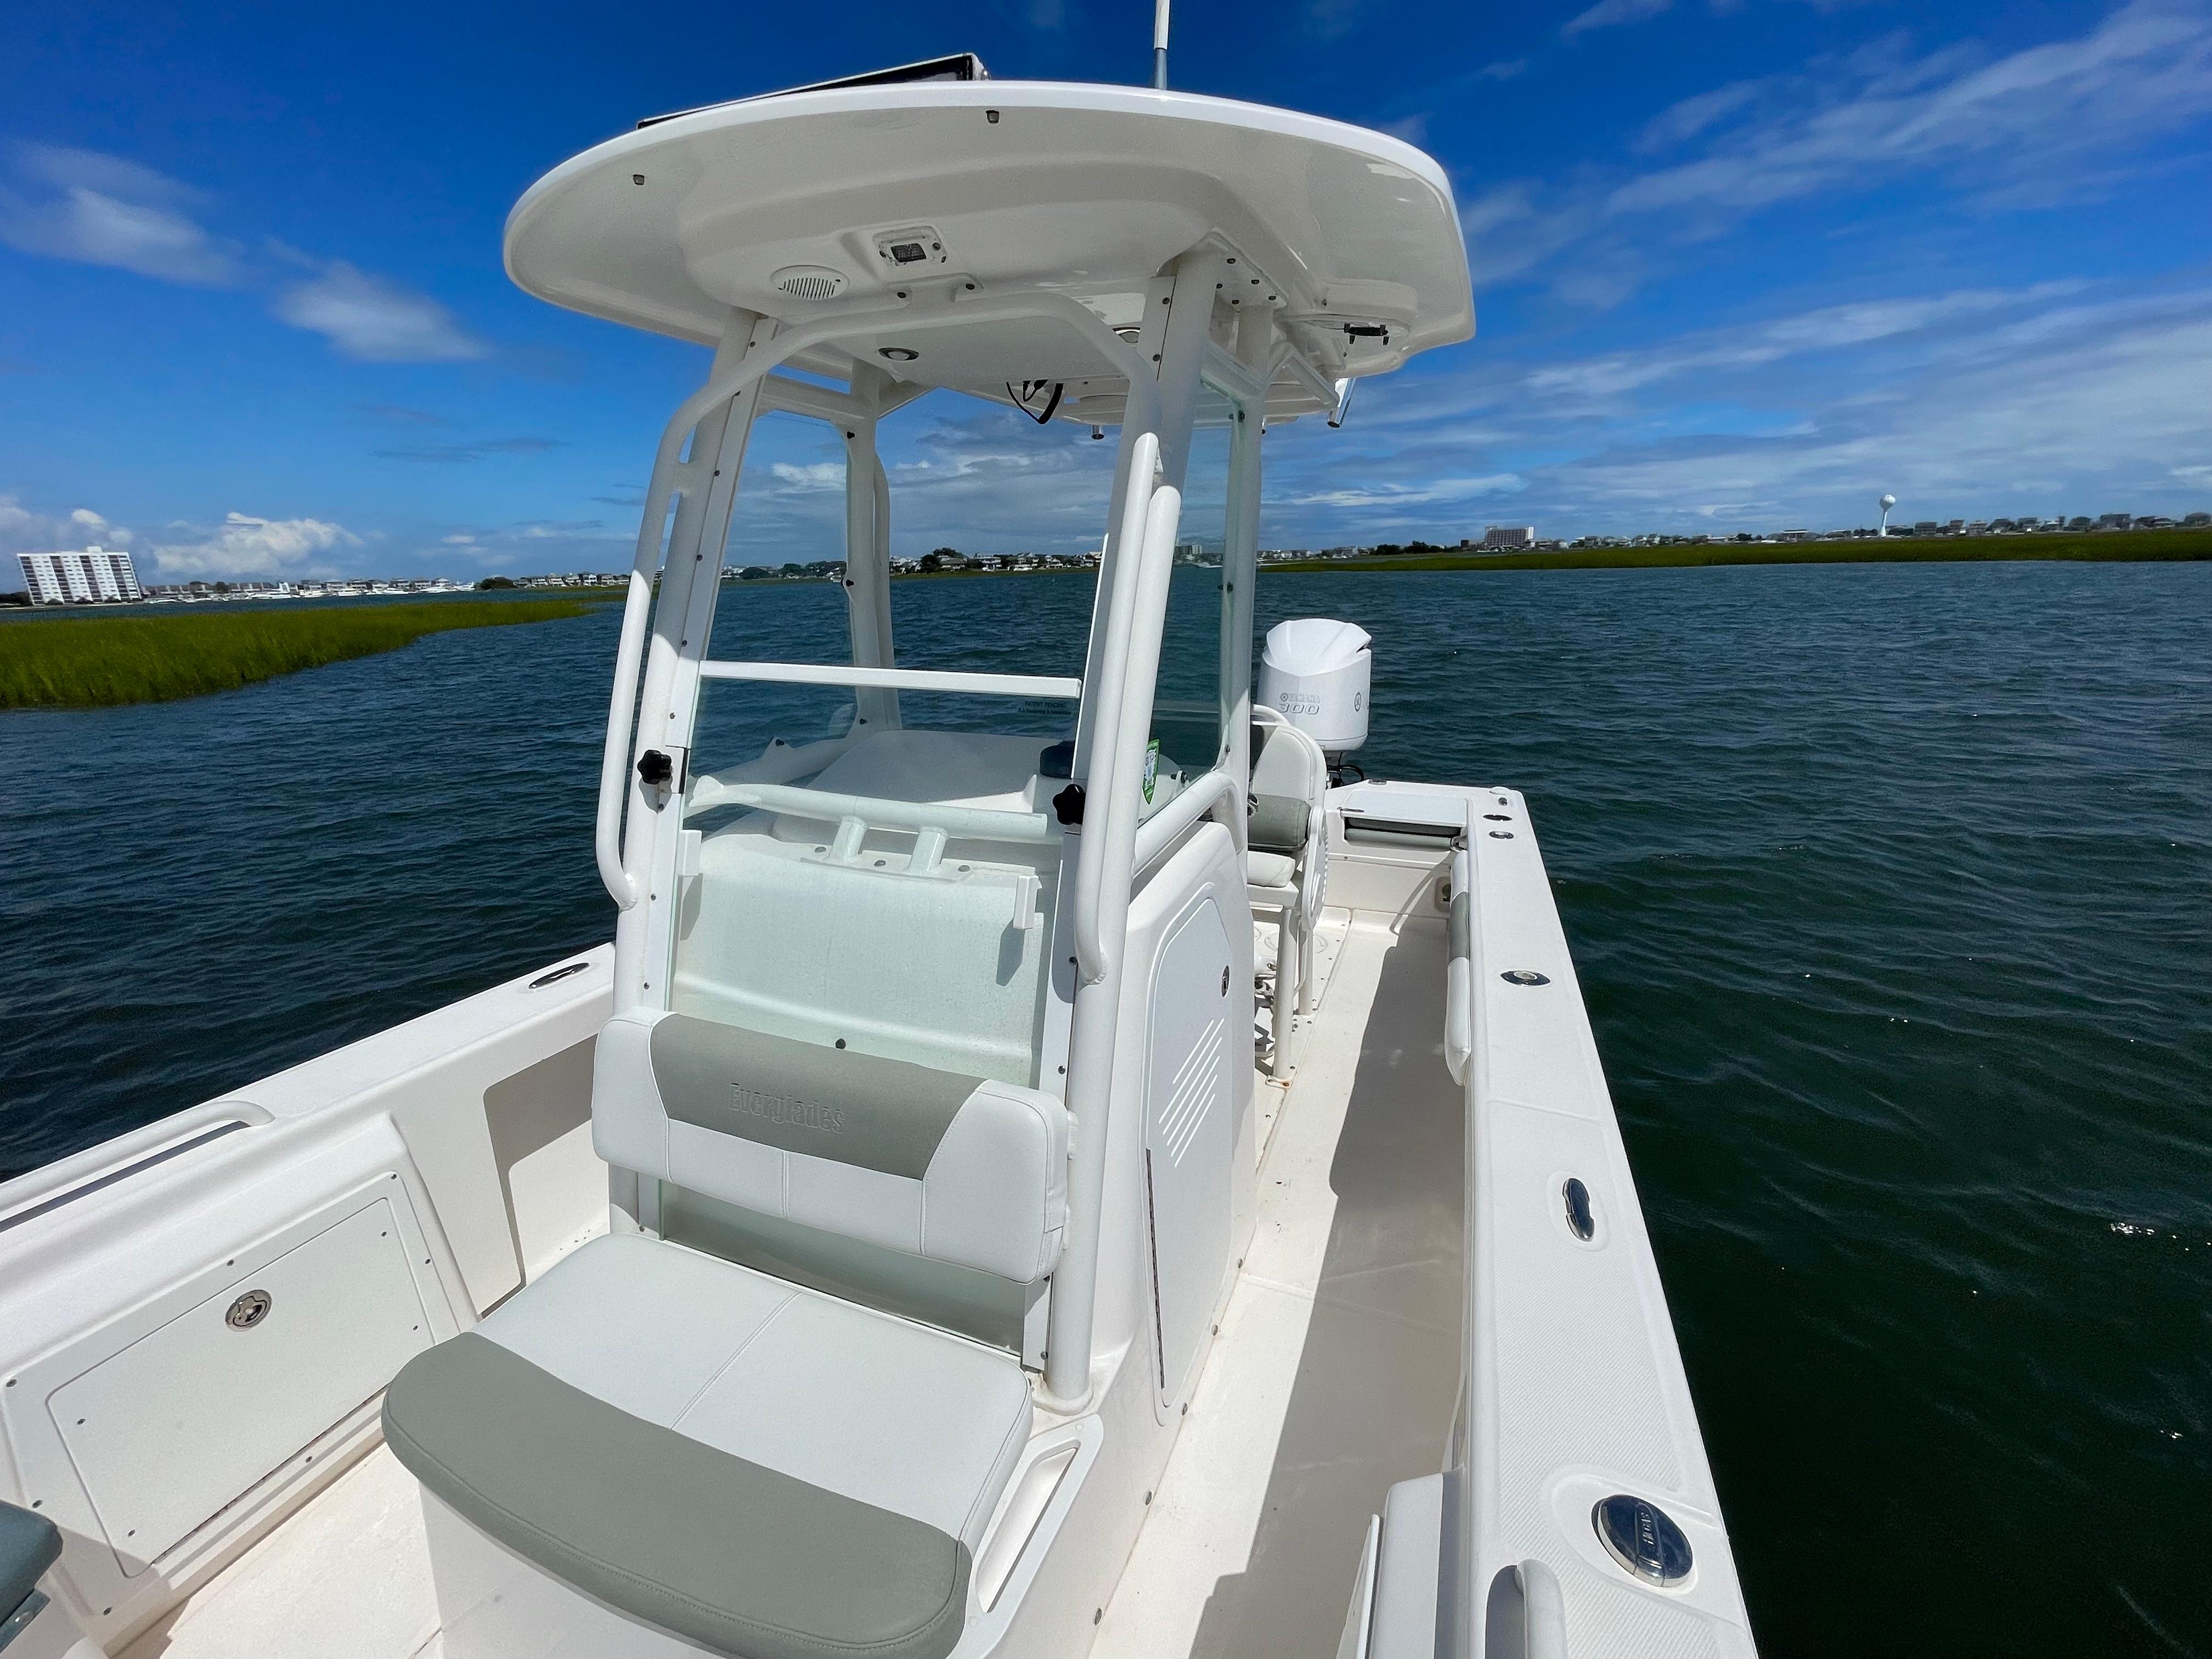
xmin=1481 ymin=524 xmax=1535 ymax=549
xmin=18 ymin=546 xmax=143 ymax=606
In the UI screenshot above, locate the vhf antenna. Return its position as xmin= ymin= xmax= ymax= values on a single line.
xmin=1153 ymin=0 xmax=1171 ymax=88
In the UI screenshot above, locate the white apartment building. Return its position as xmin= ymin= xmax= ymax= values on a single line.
xmin=1481 ymin=524 xmax=1536 ymax=550
xmin=18 ymin=546 xmax=143 ymax=606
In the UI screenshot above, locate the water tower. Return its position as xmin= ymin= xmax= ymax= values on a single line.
xmin=1879 ymin=494 xmax=1897 ymax=536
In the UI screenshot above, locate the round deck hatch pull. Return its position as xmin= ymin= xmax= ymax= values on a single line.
xmin=1594 ymin=1494 xmax=1692 ymax=1586
xmin=1501 ymin=969 xmax=1550 ymax=986
xmin=226 ymin=1290 xmax=273 ymax=1330
xmin=1563 ymin=1177 xmax=1595 ymax=1240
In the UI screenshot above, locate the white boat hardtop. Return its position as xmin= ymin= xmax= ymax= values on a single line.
xmin=0 ymin=58 xmax=1753 ymax=1659
xmin=505 ymin=80 xmax=1472 ymax=421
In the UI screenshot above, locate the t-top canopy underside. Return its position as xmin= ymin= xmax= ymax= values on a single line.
xmin=504 ymin=80 xmax=1473 ymax=421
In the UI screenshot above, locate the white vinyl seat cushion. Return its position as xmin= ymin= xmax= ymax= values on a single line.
xmin=593 ymin=1008 xmax=1068 ymax=1285
xmin=385 ymin=1232 xmax=1032 ymax=1659
xmin=1246 ymin=850 xmax=1297 ymax=889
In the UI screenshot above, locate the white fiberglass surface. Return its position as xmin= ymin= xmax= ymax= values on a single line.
xmin=676 ymin=701 xmax=1064 ymax=1086
xmin=671 ymin=817 xmax=1059 ymax=1083
xmin=503 ymin=82 xmax=1474 ymax=376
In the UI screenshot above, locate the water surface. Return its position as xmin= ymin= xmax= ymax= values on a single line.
xmin=2 ymin=561 xmax=2207 ymax=1655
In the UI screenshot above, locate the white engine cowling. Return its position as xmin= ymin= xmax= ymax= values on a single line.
xmin=1257 ymin=618 xmax=1371 ymax=757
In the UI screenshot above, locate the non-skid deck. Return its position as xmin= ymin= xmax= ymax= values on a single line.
xmin=1101 ymin=907 xmax=1464 ymax=1659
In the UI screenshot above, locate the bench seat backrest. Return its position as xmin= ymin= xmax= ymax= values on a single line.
xmin=594 ymin=1009 xmax=1068 ymax=1285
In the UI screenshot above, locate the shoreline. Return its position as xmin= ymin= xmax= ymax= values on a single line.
xmin=849 ymin=526 xmax=2212 ymax=582
xmin=1261 ymin=526 xmax=2212 ymax=574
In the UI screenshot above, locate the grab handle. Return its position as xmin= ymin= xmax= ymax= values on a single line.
xmin=1444 ymin=845 xmax=1474 ymax=1084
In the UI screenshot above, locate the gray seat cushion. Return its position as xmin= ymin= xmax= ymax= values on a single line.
xmin=594 ymin=1013 xmax=1068 ymax=1284
xmin=0 ymin=1497 xmax=60 ymax=1618
xmin=385 ymin=1234 xmax=1032 ymax=1659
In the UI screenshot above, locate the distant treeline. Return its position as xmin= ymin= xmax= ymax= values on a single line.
xmin=1270 ymin=527 xmax=2212 ymax=574
xmin=0 ymin=597 xmax=606 ymax=710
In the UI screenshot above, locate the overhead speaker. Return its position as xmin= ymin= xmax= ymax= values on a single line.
xmin=771 ymin=266 xmax=847 ymax=300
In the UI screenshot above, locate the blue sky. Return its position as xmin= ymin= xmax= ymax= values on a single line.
xmin=3 ymin=0 xmax=2209 ymax=582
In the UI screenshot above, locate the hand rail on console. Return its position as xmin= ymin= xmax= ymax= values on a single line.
xmin=698 ymin=780 xmax=1057 ymax=845
xmin=698 ymin=660 xmax=1082 ymax=700
xmin=1071 ymin=431 xmax=1166 ymax=983
xmin=1132 ymin=765 xmax=1234 ymax=872
xmin=1048 ymin=452 xmax=1180 ymax=1410
xmin=1084 ymin=478 xmax=1183 ymax=970
xmin=1520 ymin=1559 xmax=1570 ymax=1659
xmin=1444 ymin=842 xmax=1475 ymax=1084
xmin=596 ymin=562 xmax=659 ymax=910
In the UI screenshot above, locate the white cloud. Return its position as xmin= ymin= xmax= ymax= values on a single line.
xmin=1522 ymin=283 xmax=2082 ymax=401
xmin=768 ymin=461 xmax=845 ymax=491
xmin=0 ymin=143 xmax=240 ymax=284
xmin=1344 ymin=280 xmax=2212 ymax=538
xmin=0 ymin=494 xmax=134 ymax=556
xmin=274 ymin=261 xmax=487 ymax=363
xmin=68 ymin=506 xmax=131 ymax=544
xmin=1 ymin=143 xmax=486 ymax=362
xmin=1476 ymin=1 xmax=2212 ymax=302
xmin=1636 ymin=79 xmax=1774 ymax=151
xmin=1563 ymin=0 xmax=1672 ymax=40
xmin=1609 ymin=2 xmax=2212 ymax=216
xmin=1284 ymin=473 xmax=1525 ymax=511
xmin=420 ymin=518 xmax=626 ymax=571
xmin=149 ymin=512 xmax=362 ymax=579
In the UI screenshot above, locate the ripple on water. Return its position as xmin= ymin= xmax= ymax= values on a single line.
xmin=3 ymin=561 xmax=2209 ymax=1655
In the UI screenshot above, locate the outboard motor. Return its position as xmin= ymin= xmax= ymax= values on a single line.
xmin=1258 ymin=618 xmax=1372 ymax=776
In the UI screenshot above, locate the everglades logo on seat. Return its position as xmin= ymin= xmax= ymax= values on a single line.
xmin=729 ymin=1085 xmax=845 ymax=1133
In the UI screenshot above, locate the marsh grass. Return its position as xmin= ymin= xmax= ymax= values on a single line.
xmin=0 ymin=598 xmax=606 ymax=710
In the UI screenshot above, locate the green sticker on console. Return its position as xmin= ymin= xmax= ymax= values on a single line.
xmin=1142 ymin=738 xmax=1160 ymax=804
